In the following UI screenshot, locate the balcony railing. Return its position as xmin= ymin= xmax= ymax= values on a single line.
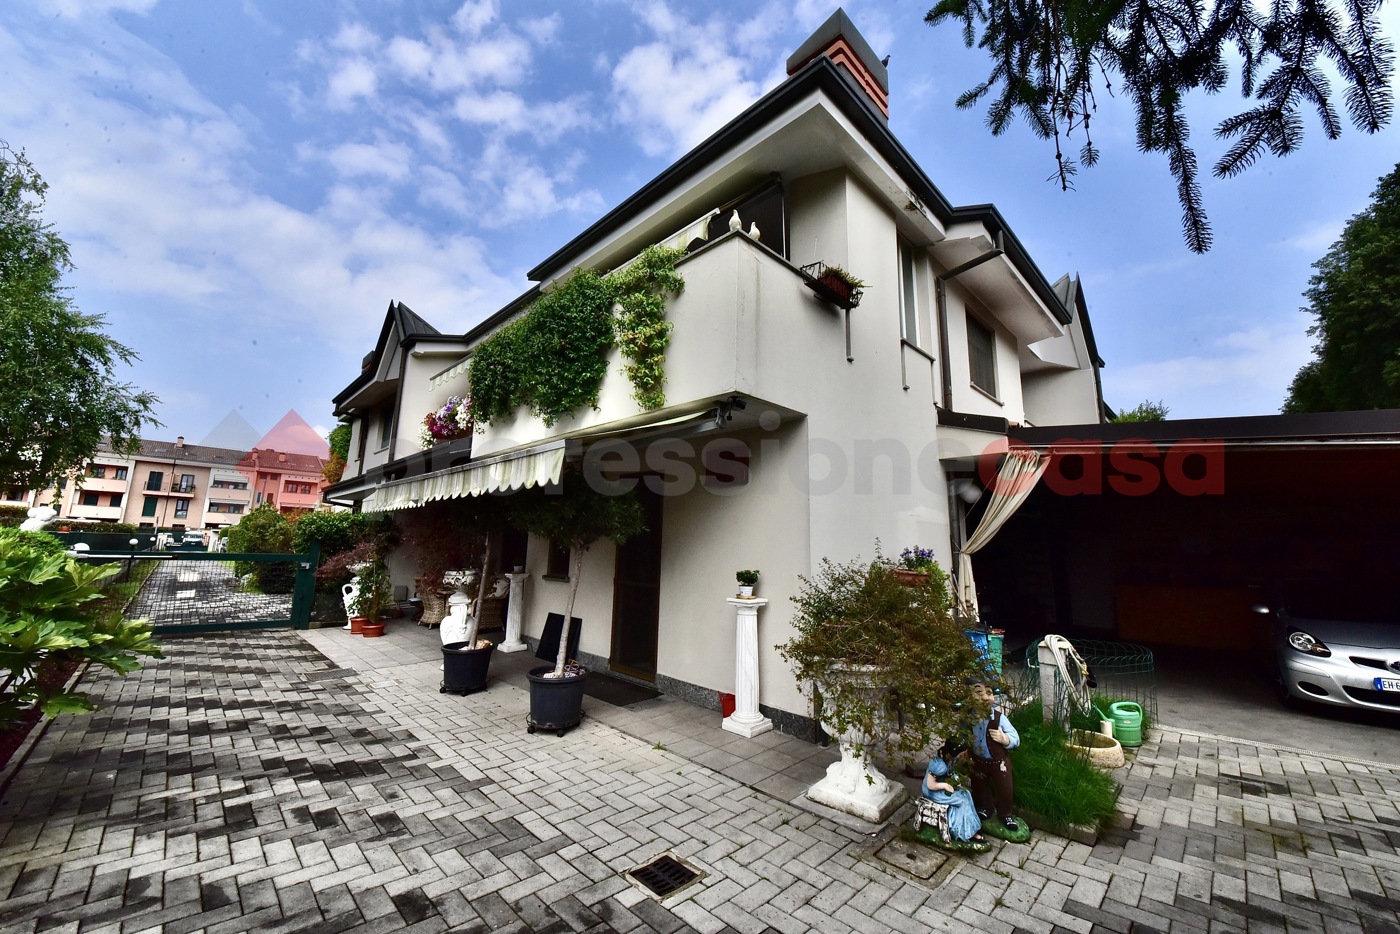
xmin=143 ymin=479 xmax=198 ymax=494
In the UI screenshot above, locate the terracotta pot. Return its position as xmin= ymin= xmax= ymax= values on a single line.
xmin=348 ymin=616 xmax=368 ymax=634
xmin=891 ymin=568 xmax=929 ymax=587
xmin=362 ymin=621 xmax=386 ymax=638
xmin=818 ymin=273 xmax=853 ymax=301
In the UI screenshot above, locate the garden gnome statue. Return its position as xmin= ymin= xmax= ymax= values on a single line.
xmin=969 ymin=680 xmax=1031 ymax=843
xmin=912 ymin=742 xmax=990 ymax=853
xmin=19 ymin=506 xmax=56 ymax=531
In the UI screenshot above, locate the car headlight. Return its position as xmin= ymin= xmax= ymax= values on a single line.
xmin=1287 ymin=629 xmax=1332 ymax=657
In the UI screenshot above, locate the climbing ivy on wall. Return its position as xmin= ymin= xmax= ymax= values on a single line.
xmin=467 ymin=245 xmax=685 ymax=428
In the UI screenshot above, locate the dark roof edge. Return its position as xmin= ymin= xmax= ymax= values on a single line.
xmin=785 ymin=8 xmax=888 ymax=92
xmin=525 ymin=55 xmax=1070 ymax=326
xmin=1010 ymin=409 xmax=1400 ymax=445
xmin=527 ymin=56 xmax=951 ymax=281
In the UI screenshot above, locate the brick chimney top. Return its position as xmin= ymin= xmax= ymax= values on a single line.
xmin=785 ymin=8 xmax=889 ymax=119
xmin=176 ymin=436 xmax=185 ymax=448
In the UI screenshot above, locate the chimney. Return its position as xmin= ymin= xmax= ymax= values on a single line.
xmin=785 ymin=8 xmax=889 ymax=119
xmin=176 ymin=436 xmax=185 ymax=448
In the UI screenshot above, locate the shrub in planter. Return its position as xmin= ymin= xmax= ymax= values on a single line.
xmin=0 ymin=528 xmax=162 ymax=767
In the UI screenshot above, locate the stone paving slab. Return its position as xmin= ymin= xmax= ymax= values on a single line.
xmin=0 ymin=631 xmax=1397 ymax=934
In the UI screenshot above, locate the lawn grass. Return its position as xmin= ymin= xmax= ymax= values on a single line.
xmin=1009 ymin=701 xmax=1121 ymax=834
xmin=91 ymin=558 xmax=158 ymax=625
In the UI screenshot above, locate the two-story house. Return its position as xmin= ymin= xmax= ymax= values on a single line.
xmin=324 ymin=11 xmax=1104 ymax=734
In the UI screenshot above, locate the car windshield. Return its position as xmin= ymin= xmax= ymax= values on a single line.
xmin=1281 ymin=580 xmax=1398 ymax=624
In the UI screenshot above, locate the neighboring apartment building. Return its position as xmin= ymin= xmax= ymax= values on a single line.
xmin=324 ymin=12 xmax=1104 ymax=731
xmin=42 ymin=436 xmax=328 ymax=529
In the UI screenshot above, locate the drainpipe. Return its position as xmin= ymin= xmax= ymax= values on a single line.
xmin=934 ymin=232 xmax=1005 ymax=410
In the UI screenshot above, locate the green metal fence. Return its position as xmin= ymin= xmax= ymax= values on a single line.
xmin=76 ymin=544 xmax=319 ymax=636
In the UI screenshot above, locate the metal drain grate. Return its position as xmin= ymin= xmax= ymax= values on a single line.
xmin=626 ymin=854 xmax=700 ymax=898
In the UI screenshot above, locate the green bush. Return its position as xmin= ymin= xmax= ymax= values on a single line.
xmin=291 ymin=510 xmax=389 ymax=558
xmin=0 ymin=505 xmax=29 ymax=528
xmin=1008 ymin=701 xmax=1121 ymax=833
xmin=0 ymin=527 xmax=162 ymax=730
xmin=227 ymin=504 xmax=294 ymax=591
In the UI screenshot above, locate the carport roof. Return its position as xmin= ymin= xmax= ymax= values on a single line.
xmin=1010 ymin=408 xmax=1400 ymax=448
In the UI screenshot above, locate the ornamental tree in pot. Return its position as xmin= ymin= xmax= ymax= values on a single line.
xmin=512 ymin=472 xmax=645 ymax=734
xmin=778 ymin=551 xmax=985 ymax=822
xmin=396 ymin=500 xmax=487 ymax=628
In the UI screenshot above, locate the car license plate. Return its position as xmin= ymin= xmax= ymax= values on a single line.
xmin=1375 ymin=678 xmax=1400 ymax=693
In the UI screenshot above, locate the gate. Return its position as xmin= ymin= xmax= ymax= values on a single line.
xmin=77 ymin=544 xmax=320 ymax=636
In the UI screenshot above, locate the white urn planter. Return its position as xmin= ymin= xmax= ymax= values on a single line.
xmin=804 ymin=666 xmax=906 ymax=823
xmin=439 ymin=569 xmax=478 ymax=646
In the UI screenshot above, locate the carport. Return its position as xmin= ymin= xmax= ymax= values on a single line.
xmin=974 ymin=409 xmax=1400 ymax=653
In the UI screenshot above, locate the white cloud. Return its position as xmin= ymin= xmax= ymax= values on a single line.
xmin=327 ymin=58 xmax=378 ymax=109
xmin=1104 ymin=324 xmax=1314 ymax=418
xmin=43 ymin=0 xmax=158 ymax=17
xmin=469 ymin=140 xmax=604 ymax=227
xmin=452 ymin=0 xmax=498 ymax=37
xmin=520 ymin=14 xmax=560 ymax=45
xmin=331 ymin=23 xmax=378 ymax=54
xmin=319 ymin=140 xmax=412 ymax=181
xmin=1283 ymin=220 xmax=1344 ymax=254
xmin=612 ymin=36 xmax=763 ymax=157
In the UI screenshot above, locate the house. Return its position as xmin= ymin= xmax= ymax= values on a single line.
xmin=324 ymin=10 xmax=1104 ymax=735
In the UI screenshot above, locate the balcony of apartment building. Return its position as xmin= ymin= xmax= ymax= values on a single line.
xmin=140 ymin=473 xmax=200 ymax=497
xmin=71 ymin=489 xmax=126 ymax=522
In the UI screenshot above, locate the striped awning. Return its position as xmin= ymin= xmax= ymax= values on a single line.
xmin=362 ymin=442 xmax=565 ymax=512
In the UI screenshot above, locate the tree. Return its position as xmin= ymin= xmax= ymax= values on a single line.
xmin=0 ymin=141 xmax=159 ymax=492
xmin=1110 ymin=400 xmax=1170 ymax=423
xmin=322 ymin=421 xmax=351 ymax=485
xmin=925 ymin=0 xmax=1394 ymax=252
xmin=1283 ymin=163 xmax=1400 ymax=412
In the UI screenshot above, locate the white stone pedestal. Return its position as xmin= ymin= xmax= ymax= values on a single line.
xmin=722 ymin=597 xmax=772 ymax=738
xmin=498 ymin=572 xmax=529 ymax=653
xmin=805 ymin=739 xmax=907 ymax=823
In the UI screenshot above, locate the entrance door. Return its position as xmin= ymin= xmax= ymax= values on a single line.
xmin=610 ymin=484 xmax=663 ymax=680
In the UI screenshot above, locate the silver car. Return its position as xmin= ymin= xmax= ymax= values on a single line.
xmin=1257 ymin=582 xmax=1400 ymax=713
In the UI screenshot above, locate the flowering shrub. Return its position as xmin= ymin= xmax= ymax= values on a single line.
xmin=900 ymin=545 xmax=937 ymax=572
xmin=418 ymin=394 xmax=472 ymax=447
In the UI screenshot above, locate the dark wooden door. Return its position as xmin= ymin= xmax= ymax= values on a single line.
xmin=610 ymin=484 xmax=663 ymax=680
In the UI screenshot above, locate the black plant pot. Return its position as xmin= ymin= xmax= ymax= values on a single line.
xmin=527 ymin=665 xmax=586 ymax=736
xmin=441 ymin=642 xmax=495 ymax=695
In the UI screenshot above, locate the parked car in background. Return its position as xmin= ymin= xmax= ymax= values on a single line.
xmin=1255 ymin=580 xmax=1400 ymax=714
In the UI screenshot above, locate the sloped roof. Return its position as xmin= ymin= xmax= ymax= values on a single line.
xmin=134 ymin=439 xmax=247 ymax=467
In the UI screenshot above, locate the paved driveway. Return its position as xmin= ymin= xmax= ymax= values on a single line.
xmin=1 ymin=631 xmax=1398 ymax=933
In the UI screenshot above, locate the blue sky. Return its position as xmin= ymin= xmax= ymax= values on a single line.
xmin=2 ymin=0 xmax=1397 ymax=441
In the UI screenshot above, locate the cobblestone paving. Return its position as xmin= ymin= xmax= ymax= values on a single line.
xmin=124 ymin=559 xmax=293 ymax=628
xmin=1 ymin=632 xmax=1398 ymax=934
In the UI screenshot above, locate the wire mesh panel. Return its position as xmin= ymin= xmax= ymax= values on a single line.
xmin=76 ymin=550 xmax=315 ymax=635
xmin=1017 ymin=637 xmax=1157 ymax=731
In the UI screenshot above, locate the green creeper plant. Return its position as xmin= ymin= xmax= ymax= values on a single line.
xmin=467 ymin=246 xmax=685 ymax=427
xmin=0 ymin=527 xmax=161 ymax=728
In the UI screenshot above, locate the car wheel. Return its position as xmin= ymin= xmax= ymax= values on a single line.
xmin=1275 ymin=672 xmax=1305 ymax=710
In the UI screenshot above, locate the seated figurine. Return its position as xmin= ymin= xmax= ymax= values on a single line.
xmin=969 ymin=680 xmax=1032 ymax=844
xmin=910 ymin=743 xmax=990 ymax=853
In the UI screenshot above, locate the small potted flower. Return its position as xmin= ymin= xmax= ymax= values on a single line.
xmin=803 ymin=263 xmax=866 ymax=308
xmin=418 ymin=393 xmax=473 ymax=448
xmin=735 ymin=569 xmax=760 ymax=598
xmin=894 ymin=546 xmax=936 ymax=586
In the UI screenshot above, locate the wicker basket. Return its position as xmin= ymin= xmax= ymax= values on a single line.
xmin=419 ymin=590 xmax=448 ymax=628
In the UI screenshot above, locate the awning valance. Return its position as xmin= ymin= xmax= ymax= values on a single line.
xmin=362 ymin=442 xmax=565 ymax=512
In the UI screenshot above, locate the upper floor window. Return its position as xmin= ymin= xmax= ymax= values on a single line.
xmin=145 ymin=470 xmax=163 ymax=492
xmin=899 ymin=239 xmax=919 ymax=345
xmin=177 ymin=474 xmax=196 ymax=494
xmin=378 ymin=407 xmax=393 ymax=449
xmin=967 ymin=314 xmax=998 ymax=398
xmin=87 ymin=465 xmax=106 ymax=479
xmin=115 ymin=467 xmax=128 ymax=480
xmin=702 ymin=178 xmax=786 ymax=258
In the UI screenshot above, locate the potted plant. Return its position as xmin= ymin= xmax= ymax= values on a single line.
xmin=350 ymin=560 xmax=392 ymax=637
xmin=894 ymin=545 xmax=936 ymax=586
xmin=778 ymin=550 xmax=984 ymax=822
xmin=736 ymin=569 xmax=760 ymax=598
xmin=513 ymin=473 xmax=645 ymax=736
xmin=418 ymin=393 xmax=473 ymax=448
xmin=802 ymin=262 xmax=866 ymax=308
xmin=437 ymin=494 xmax=515 ymax=694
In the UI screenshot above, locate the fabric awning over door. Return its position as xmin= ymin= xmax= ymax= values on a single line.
xmin=362 ymin=442 xmax=565 ymax=512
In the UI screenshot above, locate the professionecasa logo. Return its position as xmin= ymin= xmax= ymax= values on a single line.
xmin=977 ymin=437 xmax=1224 ymax=497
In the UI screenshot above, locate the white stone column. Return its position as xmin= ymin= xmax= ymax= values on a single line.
xmin=723 ymin=597 xmax=772 ymax=738
xmin=498 ymin=572 xmax=529 ymax=653
xmin=1038 ymin=638 xmax=1058 ymax=726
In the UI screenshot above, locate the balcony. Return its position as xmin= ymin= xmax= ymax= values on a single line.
xmin=143 ymin=479 xmax=199 ymax=495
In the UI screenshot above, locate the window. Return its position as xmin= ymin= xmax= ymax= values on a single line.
xmin=229 ymin=505 xmax=244 ymax=515
xmin=81 ymin=492 xmax=100 ymax=507
xmin=145 ymin=470 xmax=163 ymax=492
xmin=115 ymin=467 xmax=128 ymax=480
xmin=174 ymin=499 xmax=190 ymax=519
xmin=109 ymin=493 xmax=123 ymax=507
xmin=967 ymin=314 xmax=998 ymax=398
xmin=177 ymin=474 xmax=195 ymax=494
xmin=378 ymin=409 xmax=393 ymax=449
xmin=546 ymin=540 xmax=571 ymax=579
xmin=899 ymin=238 xmax=919 ymax=344
xmin=142 ymin=496 xmax=158 ymax=517
xmin=212 ymin=479 xmax=248 ymax=490
xmin=702 ymin=178 xmax=787 ymax=258
xmin=87 ymin=465 xmax=106 ymax=479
